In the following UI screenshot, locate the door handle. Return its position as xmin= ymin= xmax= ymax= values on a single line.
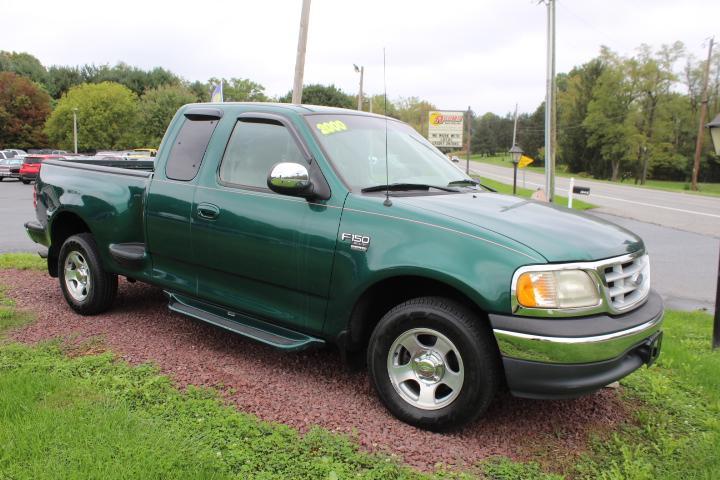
xmin=196 ymin=203 xmax=220 ymax=220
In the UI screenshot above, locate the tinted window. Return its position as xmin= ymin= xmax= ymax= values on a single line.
xmin=219 ymin=120 xmax=306 ymax=188
xmin=165 ymin=118 xmax=218 ymax=181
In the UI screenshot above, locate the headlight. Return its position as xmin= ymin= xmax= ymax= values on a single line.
xmin=516 ymin=270 xmax=600 ymax=309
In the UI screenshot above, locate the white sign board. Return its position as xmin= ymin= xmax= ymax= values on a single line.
xmin=428 ymin=110 xmax=464 ymax=148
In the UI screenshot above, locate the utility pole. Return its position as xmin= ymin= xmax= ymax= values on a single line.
xmin=512 ymin=103 xmax=518 ymax=146
xmin=354 ymin=65 xmax=364 ymax=110
xmin=543 ymin=0 xmax=556 ymax=202
xmin=691 ymin=37 xmax=714 ymax=191
xmin=72 ymin=108 xmax=78 ymax=154
xmin=291 ymin=0 xmax=311 ymax=104
xmin=466 ymin=106 xmax=472 ymax=175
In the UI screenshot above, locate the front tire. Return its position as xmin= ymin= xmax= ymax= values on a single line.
xmin=367 ymin=296 xmax=501 ymax=431
xmin=58 ymin=233 xmax=118 ymax=315
xmin=21 ymin=179 xmax=30 ymax=184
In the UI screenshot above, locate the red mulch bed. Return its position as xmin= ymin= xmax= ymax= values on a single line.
xmin=2 ymin=269 xmax=629 ymax=471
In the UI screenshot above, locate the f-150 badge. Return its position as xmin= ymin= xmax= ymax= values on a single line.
xmin=341 ymin=233 xmax=371 ymax=252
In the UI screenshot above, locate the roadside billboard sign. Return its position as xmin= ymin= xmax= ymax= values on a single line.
xmin=428 ymin=110 xmax=464 ymax=148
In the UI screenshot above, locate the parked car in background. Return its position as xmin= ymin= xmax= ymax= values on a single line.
xmin=0 ymin=158 xmax=23 ymax=180
xmin=0 ymin=151 xmax=12 ymax=160
xmin=19 ymin=155 xmax=65 ymax=184
xmin=131 ymin=148 xmax=157 ymax=157
xmin=28 ymin=149 xmax=68 ymax=155
xmin=96 ymin=150 xmax=135 ymax=158
xmin=4 ymin=149 xmax=27 ymax=158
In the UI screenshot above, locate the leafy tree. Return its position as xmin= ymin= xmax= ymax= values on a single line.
xmin=0 ymin=72 xmax=51 ymax=149
xmin=471 ymin=112 xmax=513 ymax=156
xmin=138 ymin=84 xmax=198 ymax=147
xmin=46 ymin=65 xmax=84 ymax=99
xmin=557 ymin=59 xmax=604 ymax=175
xmin=516 ymin=104 xmax=545 ymax=162
xmin=363 ymin=94 xmax=398 ymax=118
xmin=187 ymin=80 xmax=210 ymax=102
xmin=279 ymin=84 xmax=354 ymax=109
xmin=0 ymin=51 xmax=47 ymax=86
xmin=207 ymin=77 xmax=268 ymax=102
xmin=583 ymin=49 xmax=640 ymax=181
xmin=86 ymin=63 xmax=180 ymax=96
xmin=45 ymin=82 xmax=140 ymax=151
xmin=394 ymin=97 xmax=436 ymax=137
xmin=630 ymin=42 xmax=684 ymax=183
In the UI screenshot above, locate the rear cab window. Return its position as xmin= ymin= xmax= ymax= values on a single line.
xmin=165 ymin=118 xmax=219 ymax=181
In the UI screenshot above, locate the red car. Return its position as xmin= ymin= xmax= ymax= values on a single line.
xmin=19 ymin=155 xmax=65 ymax=184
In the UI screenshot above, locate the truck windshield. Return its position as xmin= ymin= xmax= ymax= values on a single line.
xmin=308 ymin=114 xmax=476 ymax=192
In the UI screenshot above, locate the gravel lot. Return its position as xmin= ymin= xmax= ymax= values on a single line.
xmin=3 ymin=269 xmax=629 ymax=471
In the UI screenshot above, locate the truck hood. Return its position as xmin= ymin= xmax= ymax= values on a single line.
xmin=397 ymin=192 xmax=643 ymax=262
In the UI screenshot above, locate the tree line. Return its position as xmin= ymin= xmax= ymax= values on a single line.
xmin=1 ymin=44 xmax=718 ymax=183
xmin=471 ymin=42 xmax=720 ymax=183
xmin=0 ymin=50 xmax=439 ymax=153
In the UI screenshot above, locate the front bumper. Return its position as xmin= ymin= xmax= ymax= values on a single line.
xmin=490 ymin=290 xmax=664 ymax=399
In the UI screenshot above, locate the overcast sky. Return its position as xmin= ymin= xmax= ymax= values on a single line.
xmin=3 ymin=0 xmax=719 ymax=115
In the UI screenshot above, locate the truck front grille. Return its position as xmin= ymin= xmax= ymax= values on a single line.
xmin=602 ymin=253 xmax=651 ymax=312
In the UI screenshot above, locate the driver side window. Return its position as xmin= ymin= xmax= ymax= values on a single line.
xmin=219 ymin=119 xmax=307 ymax=189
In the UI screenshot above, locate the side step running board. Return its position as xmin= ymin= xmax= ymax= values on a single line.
xmin=167 ymin=293 xmax=325 ymax=352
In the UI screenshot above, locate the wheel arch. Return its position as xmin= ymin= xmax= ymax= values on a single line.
xmin=341 ymin=273 xmax=495 ymax=354
xmin=47 ymin=210 xmax=92 ymax=277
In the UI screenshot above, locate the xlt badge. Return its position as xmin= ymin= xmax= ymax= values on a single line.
xmin=341 ymin=233 xmax=371 ymax=252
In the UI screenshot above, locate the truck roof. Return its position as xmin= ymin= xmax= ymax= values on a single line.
xmin=196 ymin=102 xmax=388 ymax=118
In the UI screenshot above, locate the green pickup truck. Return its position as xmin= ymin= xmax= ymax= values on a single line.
xmin=25 ymin=103 xmax=663 ymax=430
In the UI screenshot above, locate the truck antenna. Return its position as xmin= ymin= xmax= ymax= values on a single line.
xmin=383 ymin=47 xmax=392 ymax=207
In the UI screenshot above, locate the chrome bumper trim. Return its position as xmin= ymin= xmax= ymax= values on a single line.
xmin=493 ymin=312 xmax=663 ymax=364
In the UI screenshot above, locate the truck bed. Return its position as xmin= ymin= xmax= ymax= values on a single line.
xmin=32 ymin=159 xmax=153 ymax=278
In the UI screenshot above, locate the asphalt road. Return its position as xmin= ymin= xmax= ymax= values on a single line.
xmin=470 ymin=160 xmax=720 ymax=238
xmin=0 ymin=179 xmax=36 ymax=252
xmin=1 ymin=176 xmax=716 ymax=311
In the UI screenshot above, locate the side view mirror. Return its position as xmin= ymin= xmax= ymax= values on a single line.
xmin=267 ymin=162 xmax=314 ymax=197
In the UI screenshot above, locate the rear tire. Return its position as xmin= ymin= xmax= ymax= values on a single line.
xmin=58 ymin=233 xmax=118 ymax=315
xmin=367 ymin=296 xmax=501 ymax=431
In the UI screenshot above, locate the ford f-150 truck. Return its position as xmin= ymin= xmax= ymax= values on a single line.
xmin=25 ymin=103 xmax=663 ymax=430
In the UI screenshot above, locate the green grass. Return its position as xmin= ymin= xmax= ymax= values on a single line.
xmin=638 ymin=179 xmax=720 ymax=196
xmin=470 ymin=154 xmax=720 ymax=197
xmin=0 ymin=252 xmax=46 ymax=271
xmin=0 ymin=339 xmax=444 ymax=479
xmin=475 ymin=176 xmax=597 ymax=210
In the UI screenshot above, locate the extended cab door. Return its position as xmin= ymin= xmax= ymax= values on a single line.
xmin=191 ymin=113 xmax=343 ymax=335
xmin=146 ymin=109 xmax=220 ymax=295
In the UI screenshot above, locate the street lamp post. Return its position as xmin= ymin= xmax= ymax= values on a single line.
xmin=354 ymin=64 xmax=364 ymax=111
xmin=509 ymin=144 xmax=524 ymax=195
xmin=706 ymin=114 xmax=720 ymax=349
xmin=72 ymin=108 xmax=78 ymax=154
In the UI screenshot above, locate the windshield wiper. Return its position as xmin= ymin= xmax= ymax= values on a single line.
xmin=447 ymin=179 xmax=479 ymax=186
xmin=361 ymin=183 xmax=459 ymax=193
xmin=448 ymin=178 xmax=497 ymax=192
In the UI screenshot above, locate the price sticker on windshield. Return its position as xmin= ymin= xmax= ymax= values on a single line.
xmin=316 ymin=120 xmax=348 ymax=135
